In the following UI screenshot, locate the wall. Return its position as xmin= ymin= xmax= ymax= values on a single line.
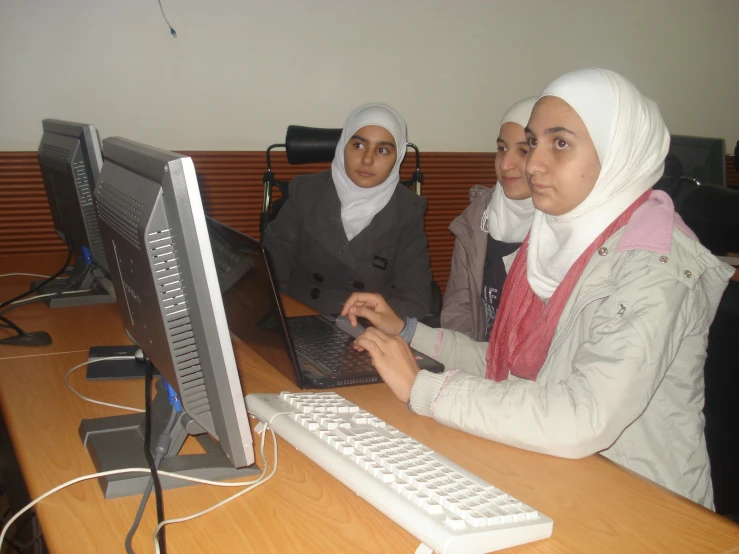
xmin=1 ymin=0 xmax=738 ymax=152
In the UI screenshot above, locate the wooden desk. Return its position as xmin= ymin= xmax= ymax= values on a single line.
xmin=0 ymin=254 xmax=132 ymax=359
xmin=0 ymin=262 xmax=738 ymax=552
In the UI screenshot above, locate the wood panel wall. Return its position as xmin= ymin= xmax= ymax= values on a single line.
xmin=1 ymin=151 xmax=737 ymax=293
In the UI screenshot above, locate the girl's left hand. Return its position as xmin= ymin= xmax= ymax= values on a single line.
xmin=354 ymin=327 xmax=420 ymax=403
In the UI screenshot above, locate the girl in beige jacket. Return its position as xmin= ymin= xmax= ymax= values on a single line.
xmin=342 ymin=69 xmax=733 ymax=509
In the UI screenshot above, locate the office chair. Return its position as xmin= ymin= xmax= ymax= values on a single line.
xmin=261 ymin=125 xmax=439 ymax=326
xmin=679 ymin=184 xmax=739 ymax=521
xmin=261 ymin=125 xmax=423 ymax=237
xmin=653 ymin=153 xmax=700 ymax=212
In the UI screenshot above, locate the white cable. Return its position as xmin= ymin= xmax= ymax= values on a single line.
xmin=0 ymin=426 xmax=277 ymax=553
xmin=0 ymin=273 xmax=51 ymax=279
xmin=0 ymin=468 xmax=151 ymax=547
xmin=12 ymin=289 xmax=94 ymax=304
xmin=63 ymin=355 xmax=280 ymax=486
xmin=24 ymin=358 xmax=283 ymax=552
xmin=152 ymin=423 xmax=278 ymax=554
xmin=1 ymin=290 xmax=96 ymax=315
xmin=64 ymin=357 xmax=145 ymax=413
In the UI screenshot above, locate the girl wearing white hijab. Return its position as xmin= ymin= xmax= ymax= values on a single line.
xmin=263 ymin=103 xmax=432 ymax=319
xmin=441 ymin=97 xmax=537 ymax=341
xmin=342 ymin=69 xmax=734 ymax=509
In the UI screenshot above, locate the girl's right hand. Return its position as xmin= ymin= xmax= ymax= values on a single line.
xmin=341 ymin=293 xmax=404 ymax=335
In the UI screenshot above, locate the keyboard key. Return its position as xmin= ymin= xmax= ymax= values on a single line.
xmin=422 ymin=500 xmax=443 ymax=515
xmin=443 ymin=516 xmax=467 ymax=531
xmin=465 ymin=512 xmax=488 ymax=528
xmin=379 ymin=471 xmax=395 ymax=483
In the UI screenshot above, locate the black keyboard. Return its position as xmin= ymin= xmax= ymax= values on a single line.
xmin=286 ymin=317 xmax=375 ymax=375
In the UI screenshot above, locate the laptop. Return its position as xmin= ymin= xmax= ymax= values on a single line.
xmin=205 ymin=217 xmax=445 ymax=389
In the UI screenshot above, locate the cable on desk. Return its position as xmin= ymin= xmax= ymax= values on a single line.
xmin=151 ymin=417 xmax=279 ymax=554
xmin=0 ymin=316 xmax=27 ymax=338
xmin=0 ymin=291 xmax=90 ymax=344
xmin=125 ymin=406 xmax=178 ymax=554
xmin=64 ymin=357 xmax=145 ymax=413
xmin=145 ymin=360 xmax=167 ymax=554
xmin=0 ymin=314 xmax=52 ymax=347
xmin=0 ymin=242 xmax=72 ymax=313
xmin=0 ymin=289 xmax=94 ymax=317
xmin=0 ymin=273 xmax=51 ymax=280
xmin=0 ymin=428 xmax=277 ymax=551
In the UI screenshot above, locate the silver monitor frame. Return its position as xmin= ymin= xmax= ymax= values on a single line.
xmin=36 ymin=119 xmax=115 ymax=307
xmin=79 ymin=137 xmax=258 ymax=498
xmin=38 ymin=119 xmax=107 ymax=269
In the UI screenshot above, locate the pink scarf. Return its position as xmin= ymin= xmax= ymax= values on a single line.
xmin=485 ymin=191 xmax=650 ymax=382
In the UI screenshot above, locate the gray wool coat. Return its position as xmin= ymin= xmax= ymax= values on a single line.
xmin=262 ymin=170 xmax=432 ymax=319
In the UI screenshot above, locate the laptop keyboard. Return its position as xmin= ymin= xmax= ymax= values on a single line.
xmin=286 ymin=317 xmax=376 ymax=375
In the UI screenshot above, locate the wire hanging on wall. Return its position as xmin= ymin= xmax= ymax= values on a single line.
xmin=157 ymin=0 xmax=178 ymax=37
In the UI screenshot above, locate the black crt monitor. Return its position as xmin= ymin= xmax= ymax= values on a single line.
xmin=668 ymin=134 xmax=727 ymax=186
xmin=36 ymin=119 xmax=115 ymax=307
xmin=79 ymin=137 xmax=259 ymax=498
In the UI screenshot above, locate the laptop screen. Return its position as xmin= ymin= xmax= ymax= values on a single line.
xmin=204 ymin=216 xmax=302 ymax=387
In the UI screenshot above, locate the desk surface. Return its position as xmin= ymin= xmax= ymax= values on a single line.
xmin=0 ymin=254 xmax=316 ymax=360
xmin=0 ymin=254 xmax=132 ymax=358
xmin=0 ymin=255 xmax=738 ymax=553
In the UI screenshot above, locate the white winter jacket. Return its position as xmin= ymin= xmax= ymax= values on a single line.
xmin=409 ymin=192 xmax=734 ymax=509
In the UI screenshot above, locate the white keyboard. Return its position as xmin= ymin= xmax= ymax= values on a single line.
xmin=246 ymin=392 xmax=553 ymax=554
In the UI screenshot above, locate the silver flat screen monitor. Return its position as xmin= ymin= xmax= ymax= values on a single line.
xmin=80 ymin=136 xmax=258 ymax=498
xmin=37 ymin=119 xmax=114 ymax=306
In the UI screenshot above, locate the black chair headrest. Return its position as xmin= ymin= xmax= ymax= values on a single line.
xmin=285 ymin=126 xmax=342 ymax=165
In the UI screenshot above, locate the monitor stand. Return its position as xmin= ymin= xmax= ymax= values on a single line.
xmin=31 ymin=256 xmax=115 ymax=308
xmin=86 ymin=345 xmax=160 ymax=380
xmin=79 ymin=379 xmax=260 ymax=499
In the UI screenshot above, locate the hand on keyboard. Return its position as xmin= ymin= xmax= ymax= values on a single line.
xmin=341 ymin=293 xmax=404 ymax=335
xmin=334 ymin=315 xmax=366 ymax=339
xmin=354 ymin=328 xmax=419 ymax=403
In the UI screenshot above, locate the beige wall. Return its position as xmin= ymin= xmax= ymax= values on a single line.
xmin=1 ymin=0 xmax=737 ymax=152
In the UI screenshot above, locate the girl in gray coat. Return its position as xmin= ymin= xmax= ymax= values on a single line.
xmin=342 ymin=69 xmax=734 ymax=509
xmin=441 ymin=97 xmax=536 ymax=341
xmin=263 ymin=103 xmax=432 ymax=319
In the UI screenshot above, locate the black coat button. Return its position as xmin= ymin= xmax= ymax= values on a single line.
xmin=313 ymin=273 xmax=324 ymax=283
xmin=310 ymin=288 xmax=321 ymax=299
xmin=353 ymin=281 xmax=364 ymax=290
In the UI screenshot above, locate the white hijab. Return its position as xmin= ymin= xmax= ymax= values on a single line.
xmin=484 ymin=97 xmax=537 ymax=242
xmin=331 ymin=103 xmax=407 ymax=241
xmin=526 ymin=68 xmax=670 ymax=301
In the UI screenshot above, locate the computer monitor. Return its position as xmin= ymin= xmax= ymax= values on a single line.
xmin=669 ymin=134 xmax=727 ymax=186
xmin=36 ymin=119 xmax=115 ymax=307
xmin=79 ymin=137 xmax=259 ymax=498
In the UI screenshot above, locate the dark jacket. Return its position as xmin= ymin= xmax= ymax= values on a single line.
xmin=263 ymin=170 xmax=432 ymax=319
